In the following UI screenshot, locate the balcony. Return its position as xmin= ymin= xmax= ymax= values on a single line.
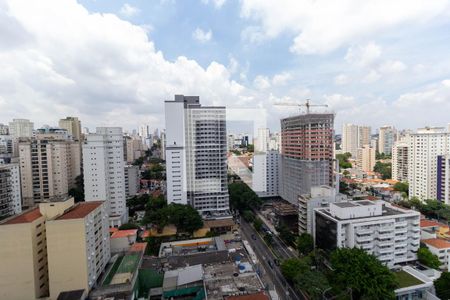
xmin=378 ymin=226 xmax=394 ymax=233
xmin=395 ymin=221 xmax=408 ymax=227
xmin=356 ymin=235 xmax=373 ymax=243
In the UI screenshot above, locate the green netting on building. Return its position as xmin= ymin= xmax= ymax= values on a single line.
xmin=163 ymin=286 xmax=204 ymax=299
xmin=117 ymin=254 xmax=140 ymax=274
xmin=136 ymin=269 xmax=164 ymax=298
xmin=102 ymin=255 xmax=124 ymax=286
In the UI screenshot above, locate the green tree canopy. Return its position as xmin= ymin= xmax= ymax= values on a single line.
xmin=280 ymin=257 xmax=311 ymax=281
xmin=393 ymin=182 xmax=409 ymax=195
xmin=228 ymin=182 xmax=262 ymax=211
xmin=119 ymin=223 xmax=140 ymax=230
xmin=336 ymin=152 xmax=352 ymax=169
xmin=434 ymin=272 xmax=450 ymax=300
xmin=417 ymin=247 xmax=441 ymax=269
xmin=374 ymin=161 xmax=392 ymax=179
xmin=296 ymin=233 xmax=314 ymax=256
xmin=253 ymin=218 xmax=263 ymax=232
xmin=143 ymin=203 xmax=203 ymax=233
xmin=330 ymin=248 xmax=397 ymax=300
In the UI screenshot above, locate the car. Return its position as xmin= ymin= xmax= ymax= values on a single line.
xmin=268 ymin=260 xmax=274 ymax=269
xmin=251 ymin=234 xmax=257 ymax=240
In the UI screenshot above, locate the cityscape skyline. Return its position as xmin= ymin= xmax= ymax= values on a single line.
xmin=2 ymin=0 xmax=450 ymax=132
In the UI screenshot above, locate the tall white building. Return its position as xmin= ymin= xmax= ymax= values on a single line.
xmin=392 ymin=136 xmax=410 ymax=182
xmin=408 ymin=127 xmax=450 ymax=201
xmin=0 ymin=124 xmax=8 ymax=135
xmin=379 ymin=125 xmax=396 ymax=155
xmin=8 ymin=119 xmax=34 ymax=139
xmin=165 ymin=95 xmax=229 ymax=213
xmin=252 ymin=150 xmax=279 ymax=197
xmin=83 ymin=127 xmax=127 ymax=227
xmin=357 ymin=145 xmax=376 ymax=172
xmin=160 ymin=130 xmax=166 ymax=160
xmin=314 ymin=200 xmax=421 ymax=268
xmin=342 ymin=124 xmax=359 ymax=158
xmin=255 ymin=128 xmax=270 ymax=153
xmin=58 ymin=117 xmax=82 ymax=141
xmin=0 ymin=163 xmax=22 ymax=218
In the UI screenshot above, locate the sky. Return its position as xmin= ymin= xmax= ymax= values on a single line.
xmin=2 ymin=0 xmax=450 ymax=134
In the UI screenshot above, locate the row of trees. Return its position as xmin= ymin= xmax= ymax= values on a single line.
xmin=228 ymin=181 xmax=263 ymax=212
xmin=281 ymin=247 xmax=398 ymax=299
xmin=398 ymin=197 xmax=450 ymax=221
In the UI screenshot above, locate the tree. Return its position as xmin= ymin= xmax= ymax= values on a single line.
xmin=374 ymin=161 xmax=392 ymax=179
xmin=295 ymin=268 xmax=330 ymax=299
xmin=247 ymin=144 xmax=254 ymax=152
xmin=417 ymin=247 xmax=441 ymax=269
xmin=119 ymin=223 xmax=140 ymax=230
xmin=277 ymin=225 xmax=295 ymax=246
xmin=296 ymin=233 xmax=314 ymax=256
xmin=253 ymin=218 xmax=263 ymax=232
xmin=336 ymin=152 xmax=352 ymax=169
xmin=143 ymin=203 xmax=203 ymax=233
xmin=242 ymin=210 xmax=255 ymax=222
xmin=393 ymin=182 xmax=409 ymax=195
xmin=132 ymin=157 xmax=145 ymax=167
xmin=280 ymin=257 xmax=310 ymax=281
xmin=434 ymin=272 xmax=450 ymax=300
xmin=330 ymin=248 xmax=397 ymax=300
xmin=69 ymin=174 xmax=84 ymax=202
xmin=228 ymin=182 xmax=262 ymax=211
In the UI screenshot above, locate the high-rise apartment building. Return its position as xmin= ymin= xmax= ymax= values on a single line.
xmin=46 ymin=201 xmax=110 ymax=298
xmin=160 ymin=130 xmax=166 ymax=160
xmin=18 ymin=129 xmax=81 ymax=208
xmin=165 ymin=95 xmax=229 ymax=213
xmin=280 ymin=113 xmax=334 ymax=205
xmin=8 ymin=118 xmax=34 ymax=139
xmin=59 ymin=117 xmax=82 ymax=141
xmin=0 ymin=163 xmax=22 ymax=218
xmin=83 ymin=127 xmax=127 ymax=227
xmin=124 ymin=135 xmax=145 ymax=164
xmin=341 ymin=123 xmax=359 ymax=158
xmin=357 ymin=145 xmax=376 ymax=172
xmin=378 ymin=125 xmax=396 ymax=155
xmin=255 ymin=128 xmax=270 ymax=152
xmin=358 ymin=125 xmax=371 ymax=148
xmin=124 ymin=164 xmax=140 ymax=199
xmin=0 ymin=123 xmax=8 ymax=135
xmin=0 ymin=198 xmax=109 ymax=300
xmin=437 ymin=154 xmax=450 ymax=205
xmin=408 ymin=127 xmax=450 ymax=200
xmin=0 ymin=134 xmax=13 ymax=163
xmin=314 ymin=200 xmax=421 ymax=268
xmin=252 ymin=150 xmax=279 ymax=197
xmin=392 ymin=136 xmax=410 ymax=182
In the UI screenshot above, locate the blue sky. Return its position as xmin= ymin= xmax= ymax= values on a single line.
xmin=2 ymin=0 xmax=450 ymax=134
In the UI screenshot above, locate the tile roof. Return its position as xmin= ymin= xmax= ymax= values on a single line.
xmin=129 ymin=242 xmax=147 ymax=253
xmin=56 ymin=201 xmax=103 ymax=220
xmin=420 ymin=219 xmax=443 ymax=228
xmin=111 ymin=229 xmax=138 ymax=239
xmin=422 ymin=238 xmax=450 ymax=249
xmin=1 ymin=208 xmax=43 ymax=225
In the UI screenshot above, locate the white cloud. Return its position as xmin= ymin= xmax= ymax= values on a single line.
xmin=192 ymin=27 xmax=212 ymax=43
xmin=362 ymin=70 xmax=381 ymax=83
xmin=119 ymin=3 xmax=140 ymax=17
xmin=324 ymin=94 xmax=356 ymax=110
xmin=272 ymin=72 xmax=292 ymax=86
xmin=201 ymin=0 xmax=226 ymax=9
xmin=334 ymin=74 xmax=350 ymax=86
xmin=241 ymin=26 xmax=266 ymax=44
xmin=379 ymin=60 xmax=407 ymax=74
xmin=253 ymin=75 xmax=271 ymax=89
xmin=0 ymin=0 xmax=259 ymax=129
xmin=345 ymin=42 xmax=382 ymax=67
xmin=240 ymin=0 xmax=450 ymax=54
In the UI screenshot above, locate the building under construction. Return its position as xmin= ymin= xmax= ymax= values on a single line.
xmin=279 ymin=113 xmax=335 ymax=205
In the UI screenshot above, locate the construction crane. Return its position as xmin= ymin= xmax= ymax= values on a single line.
xmin=274 ymin=99 xmax=328 ymax=114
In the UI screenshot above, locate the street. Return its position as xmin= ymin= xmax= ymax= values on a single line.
xmin=240 ymin=218 xmax=305 ymax=300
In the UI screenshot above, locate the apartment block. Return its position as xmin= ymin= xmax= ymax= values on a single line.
xmin=298 ymin=186 xmax=347 ymax=234
xmin=46 ymin=201 xmax=110 ymax=298
xmin=165 ymin=95 xmax=229 ymax=213
xmin=314 ymin=200 xmax=421 ymax=268
xmin=255 ymin=128 xmax=270 ymax=152
xmin=124 ymin=164 xmax=140 ymax=198
xmin=9 ymin=118 xmax=34 ymax=139
xmin=0 ymin=198 xmax=109 ymax=300
xmin=18 ymin=129 xmax=81 ymax=208
xmin=358 ymin=126 xmax=371 ymax=149
xmin=408 ymin=127 xmax=450 ymax=200
xmin=357 ymin=145 xmax=376 ymax=172
xmin=252 ymin=150 xmax=279 ymax=197
xmin=392 ymin=137 xmax=409 ymax=182
xmin=58 ymin=116 xmax=82 ymax=141
xmin=0 ymin=163 xmax=22 ymax=218
xmin=0 ymin=134 xmax=13 ymax=163
xmin=341 ymin=123 xmax=359 ymax=158
xmin=280 ymin=113 xmax=334 ymax=205
xmin=378 ymin=125 xmax=396 ymax=155
xmin=83 ymin=127 xmax=128 ymax=227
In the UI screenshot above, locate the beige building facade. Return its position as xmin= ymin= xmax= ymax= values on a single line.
xmin=357 ymin=145 xmax=376 ymax=172
xmin=59 ymin=116 xmax=82 ymax=141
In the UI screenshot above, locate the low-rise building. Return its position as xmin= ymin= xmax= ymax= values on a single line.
xmin=422 ymin=238 xmax=450 ymax=272
xmin=298 ymin=186 xmax=347 ymax=234
xmin=314 ymin=200 xmax=421 ymax=268
xmin=110 ymin=229 xmax=138 ymax=253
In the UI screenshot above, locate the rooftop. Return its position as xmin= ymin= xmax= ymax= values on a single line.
xmin=1 ymin=207 xmax=42 ymax=225
xmin=422 ymin=238 xmax=450 ymax=249
xmin=111 ymin=229 xmax=138 ymax=239
xmin=420 ymin=219 xmax=443 ymax=228
xmin=56 ymin=201 xmax=103 ymax=220
xmin=394 ymin=270 xmax=424 ymax=289
xmin=226 ymin=292 xmax=270 ymax=300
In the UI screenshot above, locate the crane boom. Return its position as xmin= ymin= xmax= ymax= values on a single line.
xmin=274 ymin=99 xmax=328 ymax=114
